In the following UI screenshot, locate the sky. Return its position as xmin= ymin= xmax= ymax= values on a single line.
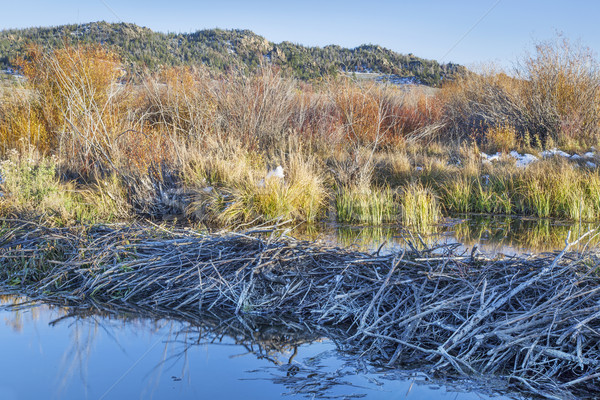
xmin=1 ymin=0 xmax=599 ymax=69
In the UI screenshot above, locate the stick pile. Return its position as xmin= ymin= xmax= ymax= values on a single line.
xmin=1 ymin=221 xmax=599 ymax=399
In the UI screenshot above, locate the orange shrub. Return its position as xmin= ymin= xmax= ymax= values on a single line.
xmin=213 ymin=66 xmax=298 ymax=152
xmin=116 ymin=130 xmax=177 ymax=174
xmin=330 ymin=79 xmax=444 ymax=149
xmin=485 ymin=124 xmax=517 ymax=152
xmin=440 ymin=69 xmax=525 ymax=141
xmin=521 ymin=37 xmax=600 ymax=146
xmin=442 ymin=37 xmax=600 ymax=148
xmin=141 ymin=65 xmax=218 ymax=138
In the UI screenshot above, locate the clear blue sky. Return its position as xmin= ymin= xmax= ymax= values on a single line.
xmin=1 ymin=0 xmax=598 ymax=69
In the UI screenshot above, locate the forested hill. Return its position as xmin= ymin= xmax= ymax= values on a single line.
xmin=0 ymin=21 xmax=465 ymax=86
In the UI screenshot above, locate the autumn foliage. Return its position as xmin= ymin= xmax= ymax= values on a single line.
xmin=2 ymin=38 xmax=600 ymax=180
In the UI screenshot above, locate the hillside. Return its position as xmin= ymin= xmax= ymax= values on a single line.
xmin=0 ymin=21 xmax=464 ymax=85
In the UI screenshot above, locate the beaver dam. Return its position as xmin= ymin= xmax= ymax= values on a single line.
xmin=1 ymin=221 xmax=600 ymax=399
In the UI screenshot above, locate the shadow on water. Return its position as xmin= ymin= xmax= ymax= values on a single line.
xmin=0 ymin=295 xmax=518 ymax=400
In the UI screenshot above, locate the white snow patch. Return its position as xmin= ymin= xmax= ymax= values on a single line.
xmin=509 ymin=151 xmax=539 ymax=168
xmin=266 ymin=166 xmax=285 ymax=180
xmin=541 ymin=148 xmax=571 ymax=158
xmin=489 ymin=152 xmax=502 ymax=161
xmin=480 ymin=152 xmax=501 ymax=162
xmin=258 ymin=165 xmax=285 ymax=187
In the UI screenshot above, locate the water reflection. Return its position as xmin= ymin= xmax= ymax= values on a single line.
xmin=0 ymin=296 xmax=517 ymax=400
xmin=448 ymin=216 xmax=600 ymax=253
xmin=295 ymin=216 xmax=600 ymax=256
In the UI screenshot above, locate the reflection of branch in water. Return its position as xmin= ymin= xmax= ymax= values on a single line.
xmin=24 ymin=302 xmax=174 ymax=400
xmin=0 ymin=295 xmax=56 ymax=332
xmin=261 ymin=350 xmax=374 ymax=399
xmin=1 ymin=297 xmax=516 ymax=400
xmin=58 ymin=318 xmax=98 ymax=399
xmin=98 ymin=326 xmax=173 ymax=400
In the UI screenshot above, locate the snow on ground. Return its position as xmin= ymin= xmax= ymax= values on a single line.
xmin=540 ymin=149 xmax=571 ymax=158
xmin=258 ymin=166 xmax=285 ymax=187
xmin=480 ymin=152 xmax=502 ymax=164
xmin=479 ymin=149 xmax=597 ymax=169
xmin=509 ymin=151 xmax=539 ymax=168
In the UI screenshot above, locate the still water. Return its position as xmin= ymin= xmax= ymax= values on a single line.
xmin=0 ymin=296 xmax=517 ymax=400
xmin=306 ymin=215 xmax=600 ymax=255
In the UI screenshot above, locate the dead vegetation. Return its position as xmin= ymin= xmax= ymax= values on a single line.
xmin=0 ymin=221 xmax=599 ymax=398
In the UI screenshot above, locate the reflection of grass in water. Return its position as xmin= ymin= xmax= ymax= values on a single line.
xmin=335 ymin=226 xmax=395 ymax=249
xmin=334 ymin=225 xmax=443 ymax=252
xmin=450 ymin=217 xmax=600 ymax=252
xmin=284 ymin=224 xmax=397 ymax=250
xmin=290 ymin=223 xmax=441 ymax=253
xmin=290 ymin=216 xmax=599 ymax=254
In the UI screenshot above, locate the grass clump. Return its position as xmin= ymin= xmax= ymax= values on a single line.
xmin=187 ymin=149 xmax=327 ymax=225
xmin=400 ymin=183 xmax=440 ymax=229
xmin=0 ymin=149 xmax=129 ymax=225
xmin=336 ymin=185 xmax=396 ymax=225
xmin=440 ymin=175 xmax=473 ymax=214
xmin=513 ymin=160 xmax=600 ymax=221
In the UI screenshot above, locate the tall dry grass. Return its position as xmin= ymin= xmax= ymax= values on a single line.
xmin=1 ymin=40 xmax=600 ymax=226
xmin=442 ymin=37 xmax=600 ymax=150
xmin=184 ymin=142 xmax=327 ymax=225
xmin=17 ymin=44 xmax=130 ymax=174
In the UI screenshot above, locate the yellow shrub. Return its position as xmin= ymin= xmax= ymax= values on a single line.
xmin=17 ymin=44 xmax=125 ymax=171
xmin=0 ymin=93 xmax=48 ymax=153
xmin=485 ymin=124 xmax=517 ymax=152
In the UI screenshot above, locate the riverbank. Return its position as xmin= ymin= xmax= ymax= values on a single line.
xmin=1 ymin=221 xmax=599 ymax=399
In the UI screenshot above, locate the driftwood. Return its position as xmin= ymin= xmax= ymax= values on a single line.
xmin=0 ymin=220 xmax=599 ymax=399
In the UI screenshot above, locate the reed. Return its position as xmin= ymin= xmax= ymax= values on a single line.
xmin=335 ymin=185 xmax=396 ymax=225
xmin=440 ymin=174 xmax=473 ymax=213
xmin=400 ymin=182 xmax=440 ymax=229
xmin=187 ymin=148 xmax=327 ymax=224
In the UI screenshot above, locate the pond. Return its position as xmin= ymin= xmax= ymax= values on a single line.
xmin=0 ymin=295 xmax=518 ymax=400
